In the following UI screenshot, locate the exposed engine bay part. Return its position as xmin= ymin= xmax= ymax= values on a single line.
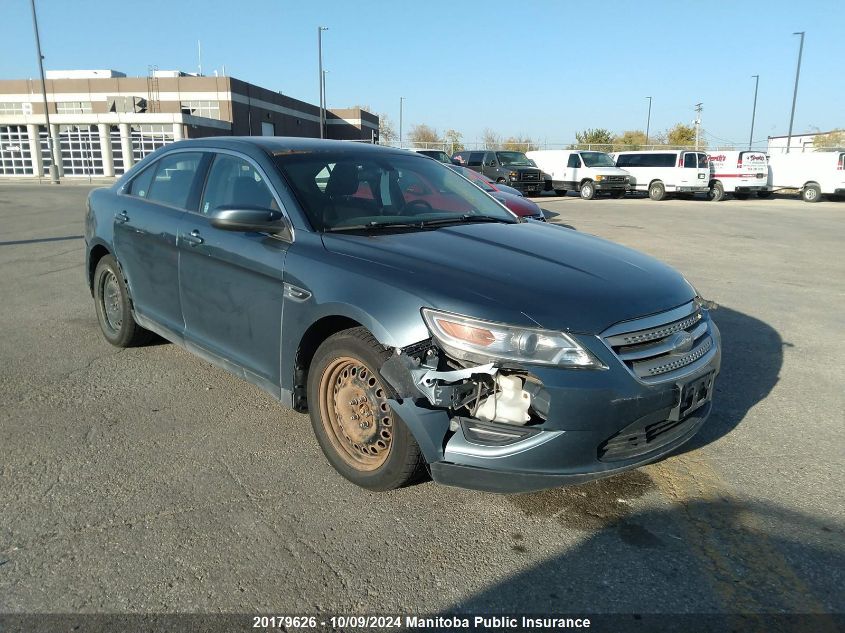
xmin=475 ymin=374 xmax=531 ymax=425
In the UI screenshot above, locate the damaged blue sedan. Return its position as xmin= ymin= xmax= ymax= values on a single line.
xmin=85 ymin=138 xmax=721 ymax=493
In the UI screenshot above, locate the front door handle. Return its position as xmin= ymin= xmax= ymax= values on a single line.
xmin=183 ymin=229 xmax=204 ymax=246
xmin=115 ymin=210 xmax=129 ymax=224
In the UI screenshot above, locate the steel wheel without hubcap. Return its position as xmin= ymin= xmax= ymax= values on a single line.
xmin=101 ymin=270 xmax=123 ymax=332
xmin=318 ymin=356 xmax=393 ymax=471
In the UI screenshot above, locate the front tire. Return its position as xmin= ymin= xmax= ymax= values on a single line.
xmin=709 ymin=181 xmax=725 ymax=202
xmin=579 ymin=181 xmax=596 ymax=200
xmin=93 ymin=254 xmax=152 ymax=348
xmin=648 ymin=181 xmax=666 ymax=201
xmin=307 ymin=327 xmax=426 ymax=491
xmin=801 ymin=183 xmax=821 ymax=203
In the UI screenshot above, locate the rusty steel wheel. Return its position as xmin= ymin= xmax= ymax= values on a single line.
xmin=318 ymin=356 xmax=394 ymax=471
xmin=307 ymin=327 xmax=426 ymax=490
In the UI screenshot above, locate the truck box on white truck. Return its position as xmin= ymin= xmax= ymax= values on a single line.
xmin=706 ymin=151 xmax=768 ymax=201
xmin=766 ymin=152 xmax=845 ymax=202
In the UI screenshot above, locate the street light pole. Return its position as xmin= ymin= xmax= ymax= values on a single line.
xmin=399 ymin=97 xmax=405 ymax=148
xmin=317 ymin=26 xmax=328 ymax=139
xmin=322 ymin=69 xmax=328 ymax=122
xmin=645 ymin=96 xmax=652 ymax=146
xmin=29 ymin=0 xmax=58 ymax=183
xmin=786 ymin=31 xmax=805 ymax=154
xmin=749 ymin=75 xmax=759 ymax=150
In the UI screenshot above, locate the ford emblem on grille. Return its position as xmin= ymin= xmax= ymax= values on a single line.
xmin=668 ymin=331 xmax=695 ymax=354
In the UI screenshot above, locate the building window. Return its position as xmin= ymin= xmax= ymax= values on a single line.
xmin=0 ymin=102 xmax=32 ymax=115
xmin=56 ymin=101 xmax=93 ymax=115
xmin=131 ymin=124 xmax=175 ymax=163
xmin=180 ymin=100 xmax=221 ymax=119
xmin=0 ymin=125 xmax=33 ymax=175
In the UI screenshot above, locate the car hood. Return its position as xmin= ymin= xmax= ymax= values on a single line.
xmin=591 ymin=167 xmax=630 ymax=176
xmin=321 ymin=222 xmax=694 ymax=333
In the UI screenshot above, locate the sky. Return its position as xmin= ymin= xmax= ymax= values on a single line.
xmin=2 ymin=0 xmax=843 ymax=147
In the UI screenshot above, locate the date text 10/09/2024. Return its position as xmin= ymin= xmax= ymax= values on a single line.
xmin=252 ymin=615 xmax=593 ymax=629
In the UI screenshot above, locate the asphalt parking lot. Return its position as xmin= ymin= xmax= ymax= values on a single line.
xmin=0 ymin=184 xmax=842 ymax=624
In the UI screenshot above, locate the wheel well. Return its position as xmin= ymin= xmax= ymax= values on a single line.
xmin=293 ymin=315 xmax=364 ymax=411
xmin=803 ymin=181 xmax=820 ymax=189
xmin=649 ymin=179 xmax=664 ymax=188
xmin=709 ymin=179 xmax=721 ymax=187
xmin=88 ymin=244 xmax=111 ymax=294
xmin=580 ymin=179 xmax=593 ymax=186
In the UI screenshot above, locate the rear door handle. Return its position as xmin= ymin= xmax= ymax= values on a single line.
xmin=115 ymin=210 xmax=129 ymax=224
xmin=183 ymin=229 xmax=204 ymax=246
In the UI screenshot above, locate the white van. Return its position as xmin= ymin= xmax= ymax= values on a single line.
xmin=526 ymin=150 xmax=630 ymax=199
xmin=706 ymin=151 xmax=768 ymax=201
xmin=767 ymin=151 xmax=845 ymax=202
xmin=614 ymin=150 xmax=710 ymax=201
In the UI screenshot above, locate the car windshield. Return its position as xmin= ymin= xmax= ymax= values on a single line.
xmin=275 ymin=150 xmax=516 ymax=231
xmin=496 ymin=151 xmax=533 ymax=166
xmin=580 ymin=152 xmax=616 ymax=168
xmin=448 ymin=165 xmax=496 ymax=192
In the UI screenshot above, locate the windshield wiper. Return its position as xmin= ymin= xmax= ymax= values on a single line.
xmin=325 ymin=220 xmax=423 ymax=232
xmin=417 ymin=214 xmax=515 ymax=227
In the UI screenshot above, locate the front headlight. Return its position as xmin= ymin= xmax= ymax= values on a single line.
xmin=595 ymin=175 xmax=604 ymax=181
xmin=509 ymin=171 xmax=518 ymax=179
xmin=421 ymin=308 xmax=605 ymax=368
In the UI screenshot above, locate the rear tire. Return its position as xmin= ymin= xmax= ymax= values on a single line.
xmin=554 ymin=189 xmax=567 ymax=196
xmin=93 ymin=254 xmax=153 ymax=348
xmin=307 ymin=327 xmax=426 ymax=491
xmin=648 ymin=181 xmax=666 ymax=201
xmin=579 ymin=181 xmax=596 ymax=200
xmin=801 ymin=183 xmax=821 ymax=203
xmin=708 ymin=181 xmax=725 ymax=202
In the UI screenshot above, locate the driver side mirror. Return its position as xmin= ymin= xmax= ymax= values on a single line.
xmin=209 ymin=206 xmax=290 ymax=235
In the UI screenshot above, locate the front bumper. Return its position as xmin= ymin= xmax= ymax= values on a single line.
xmin=594 ymin=180 xmax=630 ymax=191
xmin=389 ymin=314 xmax=721 ymax=494
xmin=511 ymin=181 xmax=544 ymax=195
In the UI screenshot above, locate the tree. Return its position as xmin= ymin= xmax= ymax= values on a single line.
xmin=665 ymin=123 xmax=701 ymax=148
xmin=444 ymin=128 xmax=464 ymax=154
xmin=408 ymin=123 xmax=439 ymax=147
xmin=482 ymin=128 xmax=501 ymax=150
xmin=378 ymin=113 xmax=396 ymax=144
xmin=502 ymin=135 xmax=539 ymax=152
xmin=813 ymin=129 xmax=845 ymax=150
xmin=613 ymin=130 xmax=648 ymax=151
xmin=573 ymin=128 xmax=614 ymax=150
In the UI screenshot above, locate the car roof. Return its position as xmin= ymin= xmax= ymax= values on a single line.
xmin=162 ymin=136 xmax=412 ymax=157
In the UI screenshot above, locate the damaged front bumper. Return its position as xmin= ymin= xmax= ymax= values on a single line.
xmin=380 ymin=315 xmax=722 ymax=494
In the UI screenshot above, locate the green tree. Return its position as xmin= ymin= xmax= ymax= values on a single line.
xmin=613 ymin=130 xmax=648 ymax=151
xmin=408 ymin=124 xmax=439 ymax=147
xmin=665 ymin=123 xmax=700 ymax=148
xmin=573 ymin=128 xmax=614 ymax=150
xmin=444 ymin=128 xmax=464 ymax=154
xmin=812 ymin=129 xmax=845 ymax=150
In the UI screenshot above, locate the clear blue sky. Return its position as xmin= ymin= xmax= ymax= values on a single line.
xmin=2 ymin=0 xmax=843 ymax=146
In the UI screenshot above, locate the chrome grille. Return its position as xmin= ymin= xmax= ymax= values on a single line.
xmin=607 ymin=175 xmax=626 ymax=183
xmin=520 ymin=172 xmax=540 ymax=181
xmin=602 ymin=302 xmax=716 ymax=383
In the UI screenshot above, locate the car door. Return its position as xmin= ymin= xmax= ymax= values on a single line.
xmin=113 ymin=151 xmax=204 ymax=336
xmin=177 ymin=151 xmax=291 ymax=389
xmin=564 ymin=152 xmax=582 ymax=187
xmin=482 ymin=152 xmax=499 ymax=180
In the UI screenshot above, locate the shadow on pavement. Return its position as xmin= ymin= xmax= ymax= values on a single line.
xmin=446 ymin=493 xmax=842 ymax=631
xmin=0 ymin=235 xmax=84 ymax=246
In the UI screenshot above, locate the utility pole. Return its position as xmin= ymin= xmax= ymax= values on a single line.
xmin=321 ymin=70 xmax=328 ymax=122
xmin=786 ymin=31 xmax=805 ymax=153
xmin=749 ymin=75 xmax=759 ymax=150
xmin=317 ymin=26 xmax=328 ymax=139
xmin=694 ymin=103 xmax=703 ymax=150
xmin=399 ymin=97 xmax=405 ymax=148
xmin=645 ymin=96 xmax=652 ymax=146
xmin=29 ymin=0 xmax=59 ymax=183
xmin=197 ymin=40 xmax=202 ymax=76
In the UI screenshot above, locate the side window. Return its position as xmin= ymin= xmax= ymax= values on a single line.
xmin=698 ymin=153 xmax=708 ymax=167
xmin=467 ymin=152 xmax=485 ymax=167
xmin=485 ymin=153 xmax=497 ymax=166
xmin=567 ymin=154 xmax=581 ymax=168
xmin=201 ymin=154 xmax=278 ymax=214
xmin=683 ymin=153 xmax=697 ymax=168
xmin=127 ymin=164 xmax=156 ymax=198
xmin=146 ymin=152 xmax=203 ymax=209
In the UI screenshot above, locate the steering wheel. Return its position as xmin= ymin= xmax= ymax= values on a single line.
xmin=402 ymin=199 xmax=433 ymax=215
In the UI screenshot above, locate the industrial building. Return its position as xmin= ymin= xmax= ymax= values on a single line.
xmin=0 ymin=69 xmax=379 ymax=178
